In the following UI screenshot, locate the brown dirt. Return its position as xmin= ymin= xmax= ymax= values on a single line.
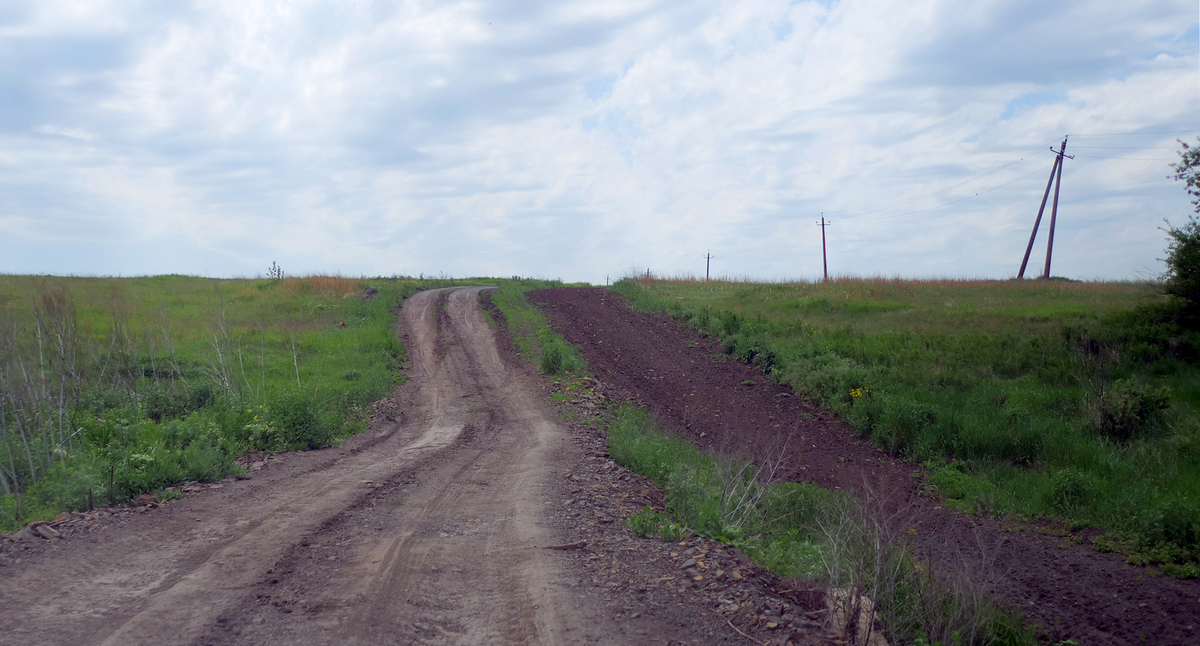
xmin=530 ymin=286 xmax=1200 ymax=646
xmin=0 ymin=287 xmax=831 ymax=646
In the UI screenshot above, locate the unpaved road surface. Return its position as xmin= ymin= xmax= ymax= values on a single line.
xmin=533 ymin=286 xmax=1200 ymax=646
xmin=1 ymin=288 xmax=786 ymax=646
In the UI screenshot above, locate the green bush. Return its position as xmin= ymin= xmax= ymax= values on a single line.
xmin=538 ymin=334 xmax=583 ymax=375
xmin=1163 ymin=216 xmax=1200 ymax=310
xmin=268 ymin=390 xmax=336 ymax=450
xmin=539 ymin=340 xmax=567 ymax=374
xmin=877 ymin=400 xmax=939 ymax=456
xmin=1048 ymin=468 xmax=1092 ymax=514
xmin=1086 ymin=378 xmax=1170 ymax=443
xmin=624 ymin=505 xmax=665 ymax=537
xmin=1135 ymin=498 xmax=1200 ymax=551
xmin=189 ymin=382 xmax=215 ymax=409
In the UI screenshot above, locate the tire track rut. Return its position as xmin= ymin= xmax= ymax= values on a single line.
xmin=1 ymin=288 xmax=590 ymax=645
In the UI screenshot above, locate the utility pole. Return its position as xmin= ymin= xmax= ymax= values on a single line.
xmin=1018 ymin=154 xmax=1061 ymax=278
xmin=818 ymin=215 xmax=830 ymax=281
xmin=1018 ymin=136 xmax=1072 ymax=278
xmin=705 ymin=250 xmax=712 ymax=281
xmin=1043 ymin=137 xmax=1070 ymax=279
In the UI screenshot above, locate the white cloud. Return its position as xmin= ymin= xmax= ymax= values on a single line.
xmin=0 ymin=0 xmax=1196 ymax=281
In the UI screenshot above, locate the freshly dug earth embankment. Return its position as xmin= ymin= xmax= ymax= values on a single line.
xmin=532 ymin=286 xmax=1200 ymax=646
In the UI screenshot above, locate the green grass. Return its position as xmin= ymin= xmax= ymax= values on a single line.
xmin=612 ymin=276 xmax=1200 ymax=573
xmin=609 ymin=404 xmax=1042 ymax=646
xmin=488 ymin=280 xmax=586 ymax=376
xmin=0 ymin=273 xmax=487 ymax=529
xmin=493 ymin=277 xmax=1039 ymax=645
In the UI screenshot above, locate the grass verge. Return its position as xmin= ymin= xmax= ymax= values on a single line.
xmin=487 ymin=280 xmax=586 ymax=376
xmin=0 ymin=274 xmax=484 ymax=530
xmin=495 ymin=279 xmax=1043 ymax=645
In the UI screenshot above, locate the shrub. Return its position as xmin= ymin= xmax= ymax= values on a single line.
xmin=268 ymin=390 xmax=336 ymax=450
xmin=1164 ymin=202 xmax=1200 ymax=310
xmin=1135 ymin=499 xmax=1200 ymax=551
xmin=537 ymin=336 xmax=582 ymax=375
xmin=1086 ymin=378 xmax=1170 ymax=443
xmin=539 ymin=340 xmax=566 ymax=374
xmin=877 ymin=401 xmax=939 ymax=456
xmin=143 ymin=384 xmax=185 ymax=422
xmin=1048 ymin=469 xmax=1092 ymax=514
xmin=189 ymin=382 xmax=215 ymax=409
xmin=624 ymin=505 xmax=665 ymax=537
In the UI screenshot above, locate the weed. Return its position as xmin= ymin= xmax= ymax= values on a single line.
xmin=0 ymin=273 xmax=482 ymax=529
xmin=1084 ymin=378 xmax=1170 ymax=442
xmin=1048 ymin=469 xmax=1092 ymax=515
xmin=624 ymin=505 xmax=666 ymax=537
xmin=495 ymin=276 xmax=1039 ymax=643
xmin=659 ymin=520 xmax=688 ymax=542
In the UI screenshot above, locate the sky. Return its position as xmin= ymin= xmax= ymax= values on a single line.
xmin=1 ymin=0 xmax=1198 ymax=283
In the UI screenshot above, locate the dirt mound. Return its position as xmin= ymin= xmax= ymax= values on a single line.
xmin=531 ymin=286 xmax=1200 ymax=646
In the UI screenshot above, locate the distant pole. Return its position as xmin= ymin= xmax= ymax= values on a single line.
xmin=706 ymin=251 xmax=711 ymax=281
xmin=1043 ymin=136 xmax=1071 ymax=279
xmin=818 ymin=215 xmax=830 ymax=281
xmin=1017 ymin=154 xmax=1061 ymax=278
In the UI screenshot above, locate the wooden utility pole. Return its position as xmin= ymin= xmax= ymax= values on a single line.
xmin=1018 ymin=154 xmax=1060 ymax=278
xmin=1043 ymin=137 xmax=1070 ymax=278
xmin=818 ymin=215 xmax=830 ymax=281
xmin=705 ymin=251 xmax=712 ymax=281
xmin=1018 ymin=137 xmax=1072 ymax=278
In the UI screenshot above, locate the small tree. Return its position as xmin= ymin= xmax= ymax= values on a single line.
xmin=1164 ymin=138 xmax=1200 ymax=307
xmin=1170 ymin=137 xmax=1200 ymax=212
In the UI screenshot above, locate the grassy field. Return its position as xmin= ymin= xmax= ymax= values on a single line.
xmin=490 ymin=280 xmax=1041 ymax=645
xmin=613 ymin=276 xmax=1200 ymax=575
xmin=0 ymin=274 xmax=489 ymax=530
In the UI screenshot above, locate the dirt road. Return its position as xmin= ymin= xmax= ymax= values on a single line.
xmin=0 ymin=288 xmax=768 ymax=646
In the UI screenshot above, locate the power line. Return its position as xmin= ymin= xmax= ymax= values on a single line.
xmin=720 ymin=219 xmax=817 ymax=259
xmin=719 ymin=129 xmax=1194 ymax=271
xmin=722 ymin=139 xmax=1061 ymax=260
xmin=1070 ymin=146 xmax=1181 ymax=149
xmin=1068 ymin=130 xmax=1197 ymax=136
xmin=1071 ymin=154 xmax=1175 ymax=161
xmin=846 ymin=162 xmax=1056 ymax=224
xmin=757 ymin=224 xmax=821 ymax=262
xmin=821 ymin=139 xmax=1060 ymax=217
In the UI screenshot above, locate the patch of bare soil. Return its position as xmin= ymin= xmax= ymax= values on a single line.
xmin=531 ymin=286 xmax=1200 ymax=646
xmin=0 ymin=287 xmax=835 ymax=646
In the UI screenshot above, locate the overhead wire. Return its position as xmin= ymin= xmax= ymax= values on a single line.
xmin=719 ymin=219 xmax=818 ymax=259
xmin=1068 ymin=130 xmax=1197 ymax=136
xmin=720 ymin=139 xmax=1062 ymax=260
xmin=819 ymin=138 xmax=1061 ymax=216
xmin=1072 ymin=154 xmax=1176 ymax=161
xmin=718 ymin=128 xmax=1195 ymax=269
xmin=723 ymin=140 xmax=1062 ymax=260
xmin=745 ymin=223 xmax=823 ymax=263
xmin=1070 ymin=146 xmax=1180 ymax=149
xmin=844 ymin=162 xmax=1056 ymax=223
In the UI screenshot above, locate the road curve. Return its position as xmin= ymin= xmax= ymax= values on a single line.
xmin=0 ymin=287 xmax=611 ymax=645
